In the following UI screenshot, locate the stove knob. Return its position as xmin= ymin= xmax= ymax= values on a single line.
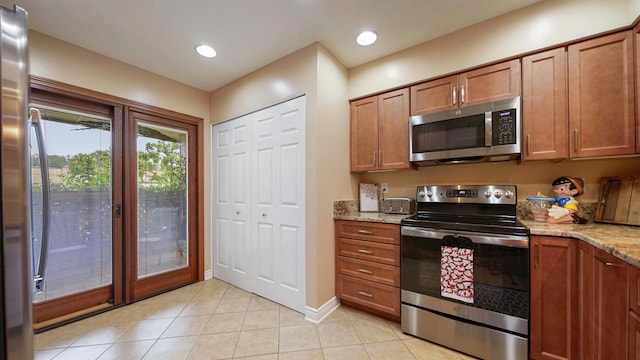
xmin=418 ymin=191 xmax=425 ymax=198
xmin=484 ymin=191 xmax=492 ymax=198
xmin=426 ymin=190 xmax=433 ymax=198
xmin=494 ymin=190 xmax=503 ymax=199
xmin=504 ymin=190 xmax=514 ymax=199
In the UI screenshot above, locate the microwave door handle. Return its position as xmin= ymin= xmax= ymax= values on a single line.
xmin=485 ymin=112 xmax=492 ymax=146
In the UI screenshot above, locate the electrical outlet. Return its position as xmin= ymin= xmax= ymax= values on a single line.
xmin=381 ymin=183 xmax=389 ymax=194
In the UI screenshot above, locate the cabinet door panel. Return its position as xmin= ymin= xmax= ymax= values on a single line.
xmin=460 ymin=59 xmax=521 ymax=107
xmin=630 ymin=310 xmax=640 ymax=360
xmin=593 ymin=248 xmax=628 ymax=359
xmin=631 ymin=266 xmax=640 ymax=314
xmin=636 ymin=23 xmax=640 ymax=154
xmin=529 ymin=236 xmax=577 ymax=360
xmin=410 ymin=75 xmax=458 ymax=115
xmin=522 ymin=48 xmax=568 ymax=161
xmin=578 ymin=241 xmax=595 ymax=360
xmin=350 ymin=96 xmax=379 ymax=172
xmin=378 ymin=88 xmax=410 ymax=170
xmin=568 ymin=31 xmax=635 ymax=157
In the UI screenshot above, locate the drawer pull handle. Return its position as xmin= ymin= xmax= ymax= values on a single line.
xmin=358 ymin=229 xmax=374 ymax=235
xmin=357 ymin=249 xmax=374 ymax=254
xmin=357 ymin=291 xmax=374 ymax=298
xmin=358 ymin=268 xmax=374 ymax=274
xmin=595 ymin=256 xmax=625 ymax=267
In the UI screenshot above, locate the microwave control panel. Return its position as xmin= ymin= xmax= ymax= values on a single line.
xmin=491 ymin=108 xmax=516 ymax=145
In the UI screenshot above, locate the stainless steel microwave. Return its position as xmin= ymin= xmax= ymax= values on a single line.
xmin=409 ymin=97 xmax=521 ymax=166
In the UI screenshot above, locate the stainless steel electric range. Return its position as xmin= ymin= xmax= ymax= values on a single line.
xmin=400 ymin=184 xmax=530 ymax=360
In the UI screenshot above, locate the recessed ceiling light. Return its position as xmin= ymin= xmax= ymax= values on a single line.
xmin=195 ymin=44 xmax=217 ymax=58
xmin=356 ymin=30 xmax=377 ymax=46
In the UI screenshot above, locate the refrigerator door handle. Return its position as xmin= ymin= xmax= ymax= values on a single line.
xmin=30 ymin=108 xmax=50 ymax=294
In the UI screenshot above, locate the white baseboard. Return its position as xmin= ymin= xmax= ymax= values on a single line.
xmin=304 ymin=296 xmax=340 ymax=324
xmin=204 ymin=269 xmax=213 ymax=280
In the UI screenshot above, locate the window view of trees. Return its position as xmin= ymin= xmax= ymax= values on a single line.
xmin=32 ymin=142 xmax=186 ymax=192
xmin=137 ymin=141 xmax=186 ymax=192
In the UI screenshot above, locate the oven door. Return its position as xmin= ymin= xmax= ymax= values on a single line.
xmin=401 ymin=226 xmax=529 ymax=335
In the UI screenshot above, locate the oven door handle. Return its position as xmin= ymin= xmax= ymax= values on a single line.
xmin=401 ymin=226 xmax=529 ymax=248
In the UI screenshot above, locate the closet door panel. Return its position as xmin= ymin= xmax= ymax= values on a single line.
xmin=252 ymin=97 xmax=306 ymax=313
xmin=276 ymin=98 xmax=305 ymax=298
xmin=212 ymin=115 xmax=252 ymax=290
xmin=214 ymin=96 xmax=306 ymax=314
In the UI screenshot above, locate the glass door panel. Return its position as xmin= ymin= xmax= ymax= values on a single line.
xmin=136 ymin=122 xmax=188 ymax=277
xmin=30 ymin=105 xmax=114 ymax=322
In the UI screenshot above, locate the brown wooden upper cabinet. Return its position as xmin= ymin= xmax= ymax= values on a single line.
xmin=568 ymin=30 xmax=636 ymax=158
xmin=410 ymin=59 xmax=521 ymax=116
xmin=350 ymin=88 xmax=411 ymax=172
xmin=521 ymin=47 xmax=568 ymax=161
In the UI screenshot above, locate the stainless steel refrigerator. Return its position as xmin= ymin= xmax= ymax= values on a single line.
xmin=0 ymin=4 xmax=33 ymax=360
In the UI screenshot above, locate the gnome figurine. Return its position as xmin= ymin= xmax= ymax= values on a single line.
xmin=547 ymin=176 xmax=588 ymax=224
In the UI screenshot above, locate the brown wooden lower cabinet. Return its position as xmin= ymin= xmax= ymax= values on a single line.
xmin=529 ymin=236 xmax=578 ymax=360
xmin=578 ymin=241 xmax=629 ymax=360
xmin=530 ymin=236 xmax=636 ymax=360
xmin=335 ymin=220 xmax=400 ymax=321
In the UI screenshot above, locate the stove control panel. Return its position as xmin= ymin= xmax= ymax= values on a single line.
xmin=416 ymin=184 xmax=517 ymax=205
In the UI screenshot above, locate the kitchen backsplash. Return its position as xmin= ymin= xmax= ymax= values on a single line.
xmin=517 ymin=201 xmax=597 ymax=223
xmin=333 ymin=200 xmax=359 ymax=216
xmin=335 ymin=199 xmax=598 ymax=223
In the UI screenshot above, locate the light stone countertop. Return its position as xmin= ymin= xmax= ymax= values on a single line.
xmin=522 ymin=219 xmax=640 ymax=268
xmin=333 ymin=212 xmax=411 ymax=225
xmin=333 ymin=211 xmax=640 ymax=268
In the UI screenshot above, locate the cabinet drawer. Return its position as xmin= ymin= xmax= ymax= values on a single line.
xmin=335 ymin=220 xmax=399 ymax=244
xmin=336 ymin=256 xmax=399 ymax=286
xmin=336 ymin=274 xmax=400 ymax=317
xmin=337 ymin=238 xmax=399 ymax=265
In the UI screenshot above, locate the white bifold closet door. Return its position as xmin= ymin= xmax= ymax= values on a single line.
xmin=212 ymin=96 xmax=306 ymax=313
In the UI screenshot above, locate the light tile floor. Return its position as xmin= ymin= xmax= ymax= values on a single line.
xmin=34 ymin=278 xmax=475 ymax=360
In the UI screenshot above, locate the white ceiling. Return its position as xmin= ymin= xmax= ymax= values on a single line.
xmin=2 ymin=0 xmax=542 ymax=92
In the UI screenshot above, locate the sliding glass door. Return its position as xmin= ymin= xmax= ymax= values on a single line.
xmin=29 ymin=80 xmax=202 ymax=325
xmin=126 ymin=111 xmax=198 ymax=301
xmin=137 ymin=122 xmax=188 ymax=276
xmin=29 ymin=102 xmax=122 ymax=327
